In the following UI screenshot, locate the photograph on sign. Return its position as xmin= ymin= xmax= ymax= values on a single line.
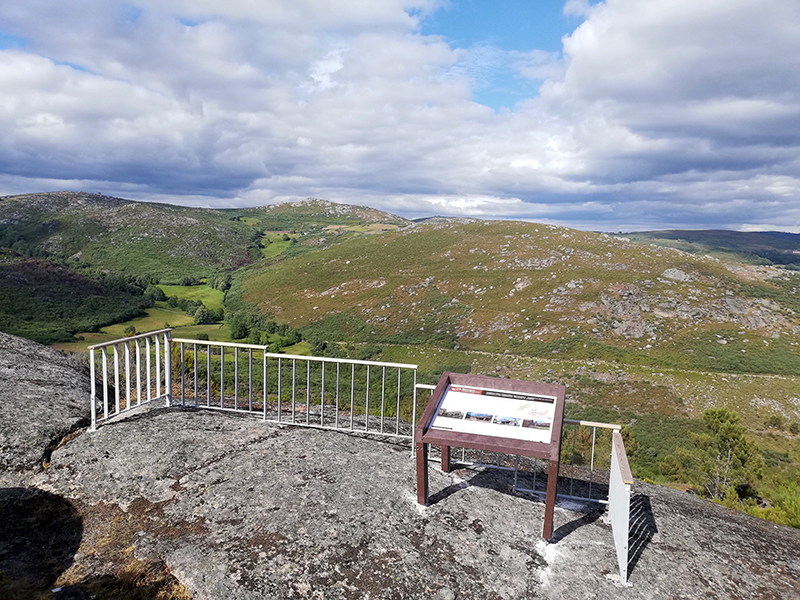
xmin=430 ymin=384 xmax=557 ymax=442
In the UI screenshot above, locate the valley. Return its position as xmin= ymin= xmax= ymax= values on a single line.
xmin=1 ymin=191 xmax=799 ymax=529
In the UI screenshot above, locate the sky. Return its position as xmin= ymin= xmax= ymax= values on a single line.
xmin=0 ymin=0 xmax=799 ymax=232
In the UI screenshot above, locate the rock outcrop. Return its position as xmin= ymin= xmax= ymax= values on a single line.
xmin=0 ymin=332 xmax=89 ymax=470
xmin=1 ymin=335 xmax=799 ymax=599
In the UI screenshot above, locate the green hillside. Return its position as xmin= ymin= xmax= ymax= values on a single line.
xmin=238 ymin=219 xmax=800 ymax=372
xmin=0 ymin=193 xmax=409 ymax=282
xmin=0 ymin=248 xmax=151 ymax=344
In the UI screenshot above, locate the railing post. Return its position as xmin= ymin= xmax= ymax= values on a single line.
xmin=164 ymin=331 xmax=172 ymax=407
xmin=90 ymin=348 xmax=96 ymax=431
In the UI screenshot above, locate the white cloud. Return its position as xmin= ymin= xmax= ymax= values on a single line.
xmin=0 ymin=0 xmax=798 ymax=231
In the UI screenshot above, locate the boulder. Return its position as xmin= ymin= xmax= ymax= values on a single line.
xmin=0 ymin=332 xmax=90 ymax=470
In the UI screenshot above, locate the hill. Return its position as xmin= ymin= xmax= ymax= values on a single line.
xmin=615 ymin=229 xmax=800 ymax=268
xmin=237 ymin=219 xmax=800 ymax=376
xmin=0 ymin=248 xmax=152 ymax=344
xmin=0 ymin=192 xmax=409 ymax=282
xmin=0 ymin=191 xmax=260 ymax=281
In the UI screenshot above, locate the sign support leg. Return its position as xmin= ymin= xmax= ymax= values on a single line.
xmin=543 ymin=459 xmax=559 ymax=541
xmin=441 ymin=445 xmax=451 ymax=472
xmin=416 ymin=441 xmax=429 ymax=505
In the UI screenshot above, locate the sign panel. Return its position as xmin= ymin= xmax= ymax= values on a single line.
xmin=430 ymin=384 xmax=556 ymax=443
xmin=415 ymin=372 xmax=566 ymax=541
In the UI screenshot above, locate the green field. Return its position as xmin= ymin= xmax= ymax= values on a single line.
xmin=259 ymin=232 xmax=297 ymax=259
xmin=51 ymin=307 xmax=193 ymax=352
xmin=158 ymin=284 xmax=225 ymax=311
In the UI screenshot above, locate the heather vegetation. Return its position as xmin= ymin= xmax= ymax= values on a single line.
xmin=1 ymin=192 xmax=799 ymax=529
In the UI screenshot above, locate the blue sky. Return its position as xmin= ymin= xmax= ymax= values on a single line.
xmin=420 ymin=0 xmax=583 ymax=109
xmin=0 ymin=0 xmax=798 ymax=232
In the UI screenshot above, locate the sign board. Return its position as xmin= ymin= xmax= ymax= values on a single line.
xmin=415 ymin=372 xmax=566 ymax=541
xmin=430 ymin=384 xmax=557 ymax=443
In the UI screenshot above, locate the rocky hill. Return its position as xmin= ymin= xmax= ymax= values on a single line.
xmin=1 ymin=333 xmax=799 ymax=599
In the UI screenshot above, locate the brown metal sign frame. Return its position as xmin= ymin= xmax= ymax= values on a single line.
xmin=415 ymin=372 xmax=566 ymax=541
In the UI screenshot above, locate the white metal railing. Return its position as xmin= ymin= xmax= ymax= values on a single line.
xmin=89 ymin=328 xmax=173 ymax=430
xmin=171 ymin=338 xmax=420 ymax=438
xmin=89 ymin=334 xmax=628 ymax=508
xmin=609 ymin=429 xmax=634 ymax=583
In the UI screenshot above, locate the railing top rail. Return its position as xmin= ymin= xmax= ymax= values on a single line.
xmin=89 ymin=328 xmax=173 ymax=350
xmin=415 ymin=384 xmax=437 ymax=390
xmin=612 ymin=430 xmax=634 ymax=484
xmin=170 ymin=337 xmax=418 ymax=370
xmin=564 ymin=419 xmax=622 ymax=430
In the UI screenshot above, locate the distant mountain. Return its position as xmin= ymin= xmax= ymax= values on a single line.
xmin=615 ymin=229 xmax=800 ymax=268
xmin=0 ymin=192 xmax=407 ymax=281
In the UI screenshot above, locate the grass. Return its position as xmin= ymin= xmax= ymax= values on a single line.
xmin=51 ymin=307 xmax=193 ymax=352
xmin=260 ymin=232 xmax=297 ymax=259
xmin=158 ymin=284 xmax=225 ymax=311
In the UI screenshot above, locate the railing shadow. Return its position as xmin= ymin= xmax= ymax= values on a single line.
xmin=428 ymin=467 xmax=605 ymax=543
xmin=627 ymin=493 xmax=657 ymax=576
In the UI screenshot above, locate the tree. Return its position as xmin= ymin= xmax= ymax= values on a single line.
xmin=144 ymin=285 xmax=167 ymax=302
xmin=193 ymin=305 xmax=212 ymax=325
xmin=674 ymin=408 xmax=762 ymax=500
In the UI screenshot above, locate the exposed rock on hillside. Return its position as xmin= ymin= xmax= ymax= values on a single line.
xmin=0 ymin=332 xmax=89 ymax=470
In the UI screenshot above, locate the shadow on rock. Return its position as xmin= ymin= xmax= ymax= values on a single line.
xmin=549 ymin=509 xmax=604 ymax=544
xmin=627 ymin=494 xmax=657 ymax=576
xmin=0 ymin=487 xmax=83 ymax=598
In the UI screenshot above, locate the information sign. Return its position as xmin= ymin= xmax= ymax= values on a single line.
xmin=415 ymin=372 xmax=566 ymax=541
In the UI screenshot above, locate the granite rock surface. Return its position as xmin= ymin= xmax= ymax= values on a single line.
xmin=0 ymin=332 xmax=89 ymax=470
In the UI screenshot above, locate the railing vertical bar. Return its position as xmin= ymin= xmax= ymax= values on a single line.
xmin=380 ymin=366 xmax=386 ymax=433
xmin=350 ymin=363 xmax=355 ymax=431
xmin=263 ymin=352 xmax=267 ymax=421
xmin=234 ymin=347 xmax=239 ymax=411
xmin=365 ymin=365 xmax=370 ymax=432
xmin=164 ymin=332 xmax=172 ymax=406
xmin=278 ymin=358 xmax=283 ymax=422
xmin=306 ymin=360 xmax=311 ymax=425
xmin=206 ymin=346 xmax=211 ymax=407
xmin=155 ymin=335 xmax=161 ymax=399
xmin=220 ymin=346 xmax=225 ymax=409
xmin=590 ymin=427 xmax=597 ymax=500
xmin=135 ymin=340 xmax=142 ymax=406
xmin=180 ymin=342 xmax=185 ymax=406
xmin=125 ymin=342 xmax=131 ymax=411
xmin=193 ymin=344 xmax=198 ymax=407
xmin=146 ymin=337 xmax=152 ymax=402
xmin=291 ymin=359 xmax=297 ymax=424
xmin=320 ymin=362 xmax=325 ymax=426
xmin=248 ymin=349 xmax=253 ymax=412
xmin=411 ymin=370 xmax=418 ymax=438
xmin=395 ymin=368 xmax=401 ymax=435
xmin=113 ymin=344 xmax=120 ymax=415
xmin=570 ymin=424 xmax=577 ymax=498
xmin=90 ymin=348 xmax=96 ymax=430
xmin=335 ymin=363 xmax=340 ymax=429
xmin=101 ymin=347 xmax=109 ymax=419
xmin=513 ymin=455 xmax=520 ymax=492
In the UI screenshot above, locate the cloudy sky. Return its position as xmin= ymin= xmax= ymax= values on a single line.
xmin=1 ymin=0 xmax=799 ymax=232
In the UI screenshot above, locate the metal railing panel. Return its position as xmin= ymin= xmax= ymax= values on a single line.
xmin=609 ymin=430 xmax=633 ymax=583
xmin=89 ymin=330 xmax=173 ymax=430
xmin=165 ymin=339 xmax=420 ymax=439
